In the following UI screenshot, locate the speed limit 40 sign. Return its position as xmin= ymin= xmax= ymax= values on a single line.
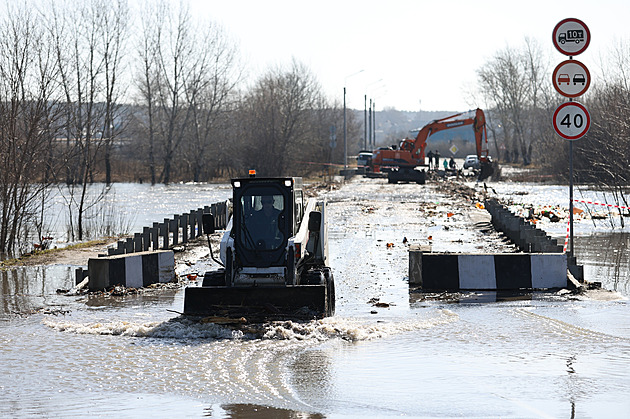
xmin=553 ymin=102 xmax=590 ymax=140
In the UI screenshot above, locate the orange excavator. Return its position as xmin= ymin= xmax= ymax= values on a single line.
xmin=370 ymin=108 xmax=494 ymax=182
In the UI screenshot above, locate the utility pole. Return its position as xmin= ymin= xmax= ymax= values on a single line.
xmin=343 ymin=70 xmax=364 ymax=170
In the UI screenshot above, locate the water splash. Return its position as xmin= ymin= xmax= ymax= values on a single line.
xmin=43 ymin=309 xmax=458 ymax=342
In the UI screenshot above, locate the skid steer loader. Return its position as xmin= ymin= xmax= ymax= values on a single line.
xmin=183 ymin=173 xmax=335 ymax=320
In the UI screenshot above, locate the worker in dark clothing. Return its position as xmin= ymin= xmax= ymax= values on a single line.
xmin=427 ymin=150 xmax=434 ymax=170
xmin=434 ymin=150 xmax=440 ymax=169
xmin=247 ymin=195 xmax=283 ymax=249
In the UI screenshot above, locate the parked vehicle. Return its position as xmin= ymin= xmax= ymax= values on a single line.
xmin=356 ymin=151 xmax=373 ymax=174
xmin=463 ymin=155 xmax=480 ymax=170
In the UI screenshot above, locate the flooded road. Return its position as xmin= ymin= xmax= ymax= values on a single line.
xmin=1 ymin=177 xmax=629 ymax=418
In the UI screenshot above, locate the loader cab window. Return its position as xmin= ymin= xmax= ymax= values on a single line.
xmin=240 ymin=192 xmax=286 ymax=251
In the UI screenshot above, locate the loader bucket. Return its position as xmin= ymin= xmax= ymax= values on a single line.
xmin=183 ymin=284 xmax=331 ymax=321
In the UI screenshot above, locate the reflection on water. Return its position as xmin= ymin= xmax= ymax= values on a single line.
xmin=0 ymin=265 xmax=75 ymax=317
xmin=211 ymin=404 xmax=325 ymax=418
xmin=409 ymin=290 xmax=538 ymax=305
xmin=575 ymin=233 xmax=630 ymax=294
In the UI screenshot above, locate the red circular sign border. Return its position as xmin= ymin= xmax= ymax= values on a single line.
xmin=553 ymin=101 xmax=591 ymax=140
xmin=552 ymin=59 xmax=591 ymax=98
xmin=552 ymin=18 xmax=591 ymax=56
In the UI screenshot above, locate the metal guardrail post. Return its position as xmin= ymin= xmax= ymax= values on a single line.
xmin=181 ymin=213 xmax=189 ymax=243
xmin=134 ymin=233 xmax=142 ymax=252
xmin=170 ymin=217 xmax=179 ymax=245
xmin=161 ymin=220 xmax=170 ymax=249
xmin=189 ymin=210 xmax=196 ymax=238
xmin=142 ymin=227 xmax=151 ymax=251
xmin=152 ymin=222 xmax=159 ymax=250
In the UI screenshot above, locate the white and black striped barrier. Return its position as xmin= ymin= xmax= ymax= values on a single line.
xmin=409 ymin=246 xmax=568 ymax=290
xmin=87 ymin=250 xmax=174 ymax=291
xmin=483 ymin=198 xmax=583 ymax=281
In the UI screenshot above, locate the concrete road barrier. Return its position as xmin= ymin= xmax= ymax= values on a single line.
xmin=409 ymin=246 xmax=567 ymax=290
xmin=88 ymin=250 xmax=174 ymax=291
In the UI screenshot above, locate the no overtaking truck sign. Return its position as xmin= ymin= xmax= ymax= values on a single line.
xmin=552 ymin=18 xmax=590 ymax=56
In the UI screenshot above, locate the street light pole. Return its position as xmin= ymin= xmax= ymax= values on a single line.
xmin=343 ymin=87 xmax=347 ymax=169
xmin=365 ymin=80 xmax=385 ymax=149
xmin=364 ymin=95 xmax=367 ymax=151
xmin=372 ymin=100 xmax=376 ymax=146
xmin=368 ymin=99 xmax=372 ymax=148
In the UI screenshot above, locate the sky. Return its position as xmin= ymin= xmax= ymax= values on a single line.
xmin=190 ymin=0 xmax=630 ymax=113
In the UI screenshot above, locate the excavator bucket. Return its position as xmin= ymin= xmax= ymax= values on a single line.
xmin=478 ymin=161 xmax=495 ymax=181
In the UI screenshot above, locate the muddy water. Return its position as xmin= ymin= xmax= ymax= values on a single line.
xmin=1 ymin=178 xmax=629 ymax=418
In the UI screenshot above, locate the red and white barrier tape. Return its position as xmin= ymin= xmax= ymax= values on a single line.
xmin=573 ymin=199 xmax=630 ymax=211
xmin=563 ymin=219 xmax=570 ymax=252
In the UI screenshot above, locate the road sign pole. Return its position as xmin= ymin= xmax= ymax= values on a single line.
xmin=569 ymin=137 xmax=574 ymax=257
xmin=569 ymin=86 xmax=574 ymax=258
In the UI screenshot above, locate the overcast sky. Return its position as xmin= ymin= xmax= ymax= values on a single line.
xmin=190 ymin=0 xmax=630 ymax=113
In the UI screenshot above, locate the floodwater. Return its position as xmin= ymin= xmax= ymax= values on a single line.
xmin=1 ymin=177 xmax=629 ymax=418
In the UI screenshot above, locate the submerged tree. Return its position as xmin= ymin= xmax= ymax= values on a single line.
xmin=47 ymin=0 xmax=128 ymax=240
xmin=0 ymin=5 xmax=64 ymax=256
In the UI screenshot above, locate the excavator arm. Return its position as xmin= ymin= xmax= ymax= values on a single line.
xmin=370 ymin=108 xmax=493 ymax=180
xmin=410 ymin=108 xmax=490 ymax=163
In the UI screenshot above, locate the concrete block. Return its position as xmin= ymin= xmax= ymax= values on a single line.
xmin=87 ymin=250 xmax=175 ymax=291
xmin=458 ymin=254 xmax=496 ymax=289
xmin=531 ymin=254 xmax=567 ymax=289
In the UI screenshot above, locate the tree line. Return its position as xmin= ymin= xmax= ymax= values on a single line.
xmin=4 ymin=1 xmax=628 ymax=256
xmin=0 ymin=0 xmax=361 ymax=256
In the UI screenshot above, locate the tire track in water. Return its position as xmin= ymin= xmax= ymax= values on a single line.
xmin=41 ymin=310 xmax=459 ymax=410
xmin=513 ymin=307 xmax=630 ymax=344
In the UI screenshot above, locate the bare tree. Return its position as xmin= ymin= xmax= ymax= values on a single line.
xmin=152 ymin=2 xmax=195 ymax=184
xmin=571 ymin=40 xmax=630 ymax=220
xmin=135 ymin=0 xmax=166 ymax=185
xmin=476 ymin=40 xmax=549 ymax=165
xmin=0 ymin=4 xmax=63 ymax=256
xmin=181 ymin=21 xmax=241 ymax=181
xmin=239 ymin=60 xmax=329 ymax=176
xmin=98 ymin=0 xmax=130 ymax=185
xmin=48 ymin=0 xmax=118 ymax=240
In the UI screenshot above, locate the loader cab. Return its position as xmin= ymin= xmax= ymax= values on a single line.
xmin=231 ymin=176 xmax=303 ymax=268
